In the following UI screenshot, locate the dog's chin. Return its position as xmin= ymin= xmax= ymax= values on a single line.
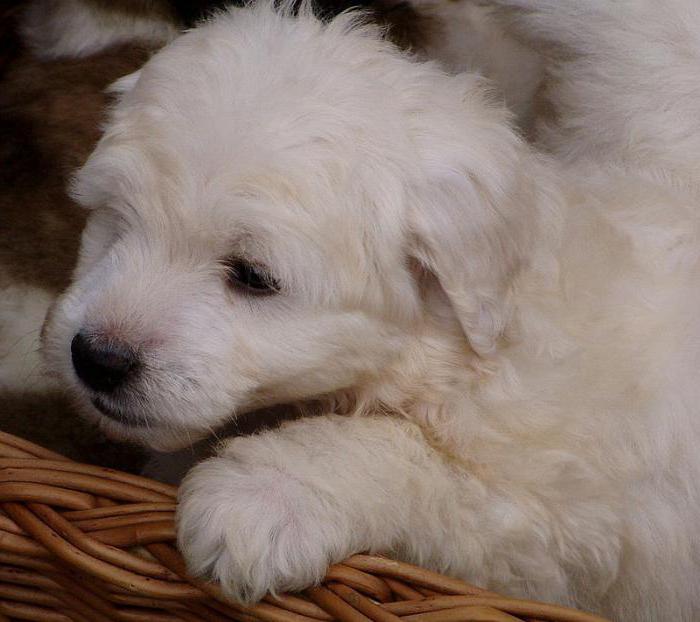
xmin=137 ymin=429 xmax=204 ymax=453
xmin=83 ymin=399 xmax=207 ymax=452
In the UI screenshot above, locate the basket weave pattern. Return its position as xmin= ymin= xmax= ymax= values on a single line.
xmin=0 ymin=431 xmax=609 ymax=622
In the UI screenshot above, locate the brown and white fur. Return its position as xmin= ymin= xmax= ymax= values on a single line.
xmin=0 ymin=9 xmax=154 ymax=463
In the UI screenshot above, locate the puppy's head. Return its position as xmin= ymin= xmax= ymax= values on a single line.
xmin=43 ymin=2 xmax=546 ymax=450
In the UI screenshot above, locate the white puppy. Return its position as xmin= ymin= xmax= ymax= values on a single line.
xmin=41 ymin=1 xmax=700 ymax=619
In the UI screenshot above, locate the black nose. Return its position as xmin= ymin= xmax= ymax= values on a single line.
xmin=71 ymin=333 xmax=138 ymax=393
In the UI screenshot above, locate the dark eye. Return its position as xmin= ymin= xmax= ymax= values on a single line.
xmin=224 ymin=258 xmax=280 ymax=295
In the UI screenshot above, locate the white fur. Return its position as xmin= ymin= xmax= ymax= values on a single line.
xmin=491 ymin=0 xmax=700 ymax=182
xmin=20 ymin=0 xmax=178 ymax=59
xmin=42 ymin=2 xmax=700 ymax=619
xmin=0 ymin=281 xmax=57 ymax=393
xmin=413 ymin=0 xmax=544 ymax=129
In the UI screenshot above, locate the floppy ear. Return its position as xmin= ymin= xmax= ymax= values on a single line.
xmin=408 ymin=75 xmax=550 ymax=356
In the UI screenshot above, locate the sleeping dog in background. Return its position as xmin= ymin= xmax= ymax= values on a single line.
xmin=39 ymin=0 xmax=700 ymax=619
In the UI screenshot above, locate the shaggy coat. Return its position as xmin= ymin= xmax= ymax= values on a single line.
xmin=41 ymin=1 xmax=700 ymax=619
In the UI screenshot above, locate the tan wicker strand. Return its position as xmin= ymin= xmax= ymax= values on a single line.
xmin=48 ymin=571 xmax=131 ymax=619
xmin=263 ymin=595 xmax=333 ymax=621
xmin=108 ymin=593 xmax=193 ymax=609
xmin=0 ymin=432 xmax=612 ymax=622
xmin=118 ymin=610 xmax=186 ymax=622
xmin=0 ymin=465 xmax=173 ymax=503
xmin=0 ymin=566 xmax=60 ymax=590
xmin=71 ymin=511 xmax=176 ymax=532
xmin=59 ymin=606 xmax=93 ymax=622
xmin=0 ymin=599 xmax=73 ymax=621
xmin=0 ymin=583 xmax=64 ymax=608
xmin=416 ymin=589 xmax=441 ymax=599
xmin=385 ymin=598 xmax=608 ymax=622
xmin=410 ymin=607 xmax=522 ymax=622
xmin=146 ymin=543 xmax=329 ymax=622
xmin=343 ymin=558 xmax=496 ymax=598
xmin=2 ymin=504 xmax=201 ymax=599
xmin=0 ymin=482 xmax=97 ymax=511
xmin=46 ymin=585 xmax=113 ymax=622
xmin=0 ymin=551 xmax=58 ymax=573
xmin=326 ymin=583 xmax=403 ymax=622
xmin=168 ymin=601 xmax=234 ymax=622
xmin=90 ymin=521 xmax=177 ymax=548
xmin=62 ymin=503 xmax=177 ymax=521
xmin=0 ymin=518 xmax=24 ymax=537
xmin=0 ymin=529 xmax=51 ymax=559
xmin=163 ymin=607 xmax=208 ymax=622
xmin=22 ymin=503 xmax=179 ymax=581
xmin=307 ymin=586 xmax=374 ymax=622
xmin=324 ymin=566 xmax=393 ymax=603
xmin=0 ymin=460 xmax=176 ymax=499
xmin=59 ymin=570 xmax=202 ymax=622
xmin=382 ymin=579 xmax=424 ymax=601
xmin=0 ymin=449 xmax=37 ymax=462
xmin=0 ymin=434 xmax=69 ymax=463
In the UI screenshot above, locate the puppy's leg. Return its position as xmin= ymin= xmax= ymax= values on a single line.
xmin=179 ymin=414 xmax=518 ymax=604
xmin=177 ymin=414 xmax=615 ymax=606
xmin=489 ymin=0 xmax=700 ymax=178
xmin=176 ymin=414 xmax=455 ymax=603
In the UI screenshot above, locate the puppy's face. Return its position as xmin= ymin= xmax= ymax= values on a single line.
xmin=43 ymin=6 xmax=540 ymax=450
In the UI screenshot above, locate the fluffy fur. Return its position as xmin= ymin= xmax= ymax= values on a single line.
xmin=41 ymin=1 xmax=700 ymax=619
xmin=412 ymin=0 xmax=543 ymax=130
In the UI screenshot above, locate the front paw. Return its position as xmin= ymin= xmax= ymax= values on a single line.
xmin=177 ymin=454 xmax=349 ymax=603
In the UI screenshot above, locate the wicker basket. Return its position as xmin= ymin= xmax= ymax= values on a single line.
xmin=0 ymin=431 xmax=609 ymax=622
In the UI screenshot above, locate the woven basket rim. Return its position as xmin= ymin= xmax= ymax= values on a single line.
xmin=0 ymin=430 xmax=610 ymax=622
